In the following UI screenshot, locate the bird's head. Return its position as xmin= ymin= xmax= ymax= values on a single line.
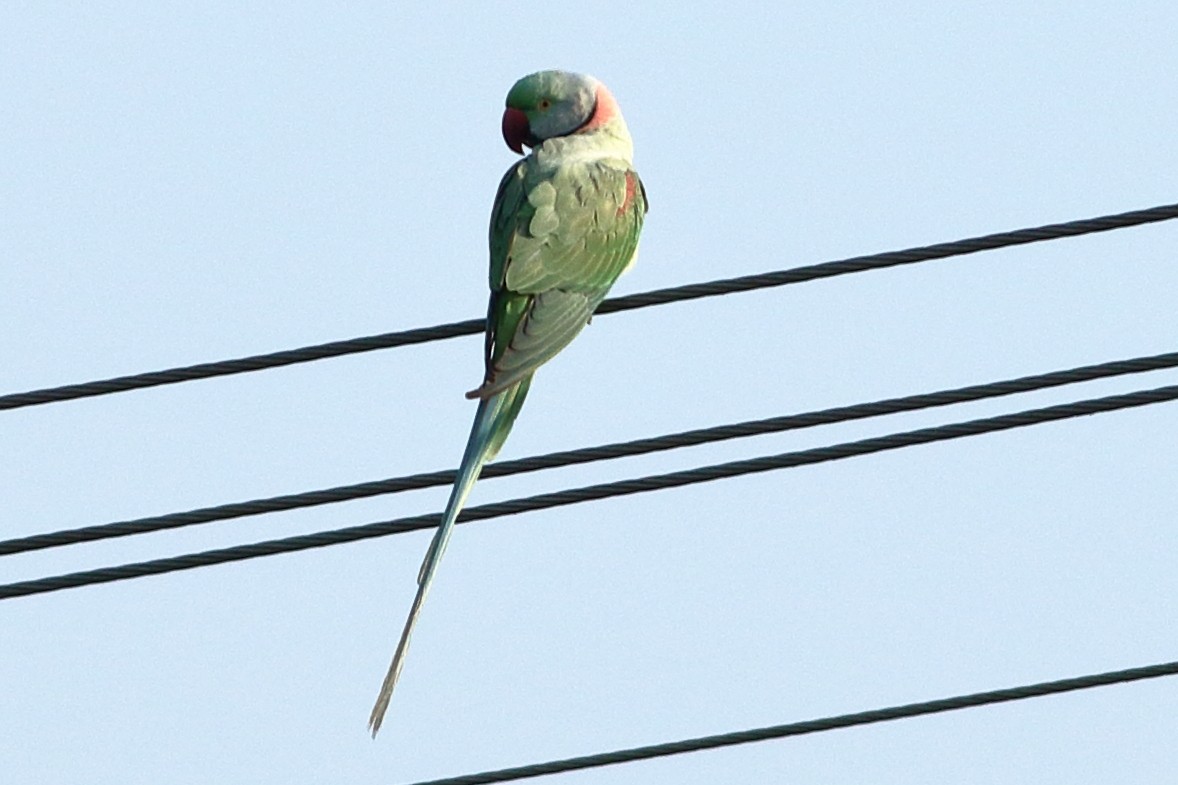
xmin=501 ymin=70 xmax=622 ymax=154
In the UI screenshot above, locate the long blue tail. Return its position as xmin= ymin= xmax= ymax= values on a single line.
xmin=368 ymin=376 xmax=531 ymax=735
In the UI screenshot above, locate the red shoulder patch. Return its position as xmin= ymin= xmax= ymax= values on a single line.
xmin=617 ymin=171 xmax=638 ymax=217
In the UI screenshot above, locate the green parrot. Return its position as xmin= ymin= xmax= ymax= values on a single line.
xmin=368 ymin=70 xmax=648 ymax=734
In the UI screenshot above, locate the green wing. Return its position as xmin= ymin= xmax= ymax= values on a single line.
xmin=469 ymin=156 xmax=647 ymax=399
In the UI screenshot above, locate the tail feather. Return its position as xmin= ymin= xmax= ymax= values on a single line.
xmin=368 ymin=376 xmax=532 ymax=736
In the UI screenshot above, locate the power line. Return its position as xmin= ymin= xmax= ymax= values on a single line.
xmin=2 ymin=201 xmax=1176 ymax=413
xmin=402 ymin=659 xmax=1178 ymax=785
xmin=2 ymin=382 xmax=1174 ymax=601
xmin=4 ymin=349 xmax=1175 ymax=558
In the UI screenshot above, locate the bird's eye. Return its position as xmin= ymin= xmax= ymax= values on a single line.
xmin=538 ymin=99 xmax=551 ymax=110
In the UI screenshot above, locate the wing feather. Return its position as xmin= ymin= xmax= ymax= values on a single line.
xmin=471 ymin=156 xmax=647 ymax=399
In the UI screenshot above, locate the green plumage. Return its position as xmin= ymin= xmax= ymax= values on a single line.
xmin=476 ymin=153 xmax=647 ymax=397
xmin=369 ymin=70 xmax=646 ymax=736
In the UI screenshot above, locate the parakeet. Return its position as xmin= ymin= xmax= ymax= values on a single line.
xmin=368 ymin=70 xmax=648 ymax=735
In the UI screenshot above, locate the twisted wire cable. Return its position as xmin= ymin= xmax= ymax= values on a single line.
xmin=404 ymin=660 xmax=1178 ymax=785
xmin=2 ymin=201 xmax=1175 ymax=412
xmin=2 ymin=381 xmax=1174 ymax=601
xmin=3 ymin=349 xmax=1175 ymax=558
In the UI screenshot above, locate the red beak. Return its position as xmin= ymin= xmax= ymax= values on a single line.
xmin=501 ymin=107 xmax=529 ymax=154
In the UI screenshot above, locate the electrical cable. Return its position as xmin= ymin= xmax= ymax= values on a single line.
xmin=401 ymin=659 xmax=1178 ymax=785
xmin=2 ymin=381 xmax=1174 ymax=601
xmin=3 ymin=349 xmax=1175 ymax=558
xmin=2 ymin=201 xmax=1176 ymax=412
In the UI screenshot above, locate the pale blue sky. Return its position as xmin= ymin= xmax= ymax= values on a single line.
xmin=3 ymin=3 xmax=1177 ymax=783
